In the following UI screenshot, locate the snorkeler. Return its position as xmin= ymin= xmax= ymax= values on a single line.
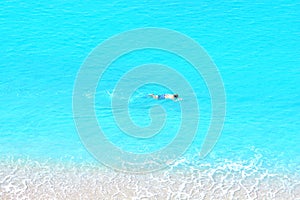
xmin=148 ymin=94 xmax=183 ymax=101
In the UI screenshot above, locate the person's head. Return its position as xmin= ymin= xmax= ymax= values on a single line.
xmin=174 ymin=94 xmax=179 ymax=98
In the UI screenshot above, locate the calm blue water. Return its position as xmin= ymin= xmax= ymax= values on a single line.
xmin=0 ymin=0 xmax=299 ymax=176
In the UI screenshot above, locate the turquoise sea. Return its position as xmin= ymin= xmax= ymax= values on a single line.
xmin=1 ymin=0 xmax=299 ymax=199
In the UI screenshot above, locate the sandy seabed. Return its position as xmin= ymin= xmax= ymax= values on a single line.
xmin=0 ymin=159 xmax=299 ymax=200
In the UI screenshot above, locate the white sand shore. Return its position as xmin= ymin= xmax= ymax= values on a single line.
xmin=1 ymin=159 xmax=299 ymax=200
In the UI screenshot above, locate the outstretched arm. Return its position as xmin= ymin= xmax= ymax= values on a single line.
xmin=173 ymin=98 xmax=183 ymax=102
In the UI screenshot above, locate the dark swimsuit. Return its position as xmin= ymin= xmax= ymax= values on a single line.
xmin=157 ymin=94 xmax=166 ymax=100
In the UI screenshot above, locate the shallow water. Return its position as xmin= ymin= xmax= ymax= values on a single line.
xmin=1 ymin=158 xmax=299 ymax=199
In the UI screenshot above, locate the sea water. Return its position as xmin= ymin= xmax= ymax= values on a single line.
xmin=0 ymin=0 xmax=299 ymax=199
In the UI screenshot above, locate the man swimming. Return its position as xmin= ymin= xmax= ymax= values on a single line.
xmin=148 ymin=93 xmax=182 ymax=101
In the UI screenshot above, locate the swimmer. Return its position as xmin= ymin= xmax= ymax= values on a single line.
xmin=148 ymin=93 xmax=183 ymax=101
